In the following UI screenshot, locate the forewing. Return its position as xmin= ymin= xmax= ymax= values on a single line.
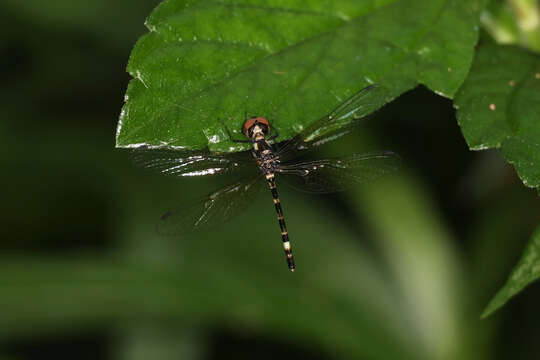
xmin=131 ymin=147 xmax=252 ymax=177
xmin=276 ymin=84 xmax=389 ymax=160
xmin=277 ymin=152 xmax=401 ymax=193
xmin=157 ymin=175 xmax=264 ymax=235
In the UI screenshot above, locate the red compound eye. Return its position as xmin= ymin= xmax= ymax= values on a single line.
xmin=243 ymin=117 xmax=269 ymax=136
xmin=253 ymin=117 xmax=269 ymax=126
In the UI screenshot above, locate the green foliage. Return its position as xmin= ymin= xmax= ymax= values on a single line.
xmin=482 ymin=226 xmax=540 ymax=317
xmin=481 ymin=0 xmax=540 ymax=52
xmin=0 ymin=167 xmax=468 ymax=360
xmin=453 ymin=33 xmax=540 ymax=316
xmin=116 ymin=0 xmax=540 ymax=318
xmin=116 ymin=0 xmax=486 ymax=151
xmin=480 ymin=0 xmax=522 ymax=45
xmin=0 ymin=0 xmax=158 ymax=47
xmin=455 ymin=37 xmax=540 ymax=190
xmin=5 ymin=0 xmax=540 ymax=358
xmin=453 ymin=30 xmax=540 ymax=316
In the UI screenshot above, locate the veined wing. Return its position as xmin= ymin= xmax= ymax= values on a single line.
xmin=131 ymin=146 xmax=253 ymax=177
xmin=277 ymin=151 xmax=401 ymax=194
xmin=158 ymin=175 xmax=264 ymax=235
xmin=276 ymin=84 xmax=390 ymax=160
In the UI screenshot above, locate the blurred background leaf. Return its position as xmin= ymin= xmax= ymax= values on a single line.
xmin=0 ymin=0 xmax=160 ymax=48
xmin=481 ymin=0 xmax=540 ymax=52
xmin=116 ymin=0 xmax=487 ymax=151
xmin=482 ymin=227 xmax=540 ymax=318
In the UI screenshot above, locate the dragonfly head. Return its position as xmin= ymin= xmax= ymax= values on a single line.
xmin=243 ymin=117 xmax=270 ymax=139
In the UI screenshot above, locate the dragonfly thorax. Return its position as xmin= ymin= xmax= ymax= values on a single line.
xmin=252 ymin=138 xmax=278 ymax=175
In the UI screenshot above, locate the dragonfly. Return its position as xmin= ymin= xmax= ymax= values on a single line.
xmin=131 ymin=84 xmax=401 ymax=272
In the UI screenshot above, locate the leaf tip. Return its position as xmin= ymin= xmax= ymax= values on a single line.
xmin=480 ymin=304 xmax=497 ymax=319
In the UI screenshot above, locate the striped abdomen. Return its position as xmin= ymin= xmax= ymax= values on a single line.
xmin=267 ymin=176 xmax=295 ymax=272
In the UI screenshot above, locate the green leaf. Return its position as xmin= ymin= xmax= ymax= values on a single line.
xmin=355 ymin=172 xmax=467 ymax=360
xmin=0 ymin=197 xmax=420 ymax=359
xmin=456 ymin=37 xmax=540 ymax=316
xmin=117 ymin=0 xmax=487 ymax=151
xmin=482 ymin=225 xmax=540 ymax=318
xmin=455 ymin=37 xmax=540 ymax=190
xmin=0 ymin=169 xmax=469 ymax=359
xmin=1 ymin=0 xmax=158 ymax=47
xmin=480 ymin=0 xmax=521 ymax=46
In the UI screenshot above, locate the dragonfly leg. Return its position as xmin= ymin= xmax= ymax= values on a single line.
xmin=267 ymin=125 xmax=279 ymax=142
xmin=221 ymin=120 xmax=250 ymax=143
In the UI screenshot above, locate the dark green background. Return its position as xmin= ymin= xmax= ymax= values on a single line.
xmin=1 ymin=1 xmax=539 ymax=359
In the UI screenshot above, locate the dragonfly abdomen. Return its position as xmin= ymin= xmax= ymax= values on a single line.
xmin=267 ymin=176 xmax=295 ymax=272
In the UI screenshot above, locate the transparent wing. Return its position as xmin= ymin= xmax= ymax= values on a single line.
xmin=131 ymin=146 xmax=253 ymax=177
xmin=157 ymin=175 xmax=264 ymax=235
xmin=276 ymin=84 xmax=390 ymax=160
xmin=277 ymin=151 xmax=401 ymax=194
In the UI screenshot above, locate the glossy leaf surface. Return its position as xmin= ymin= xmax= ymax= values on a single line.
xmin=455 ymin=38 xmax=540 ymax=190
xmin=117 ymin=0 xmax=486 ymax=151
